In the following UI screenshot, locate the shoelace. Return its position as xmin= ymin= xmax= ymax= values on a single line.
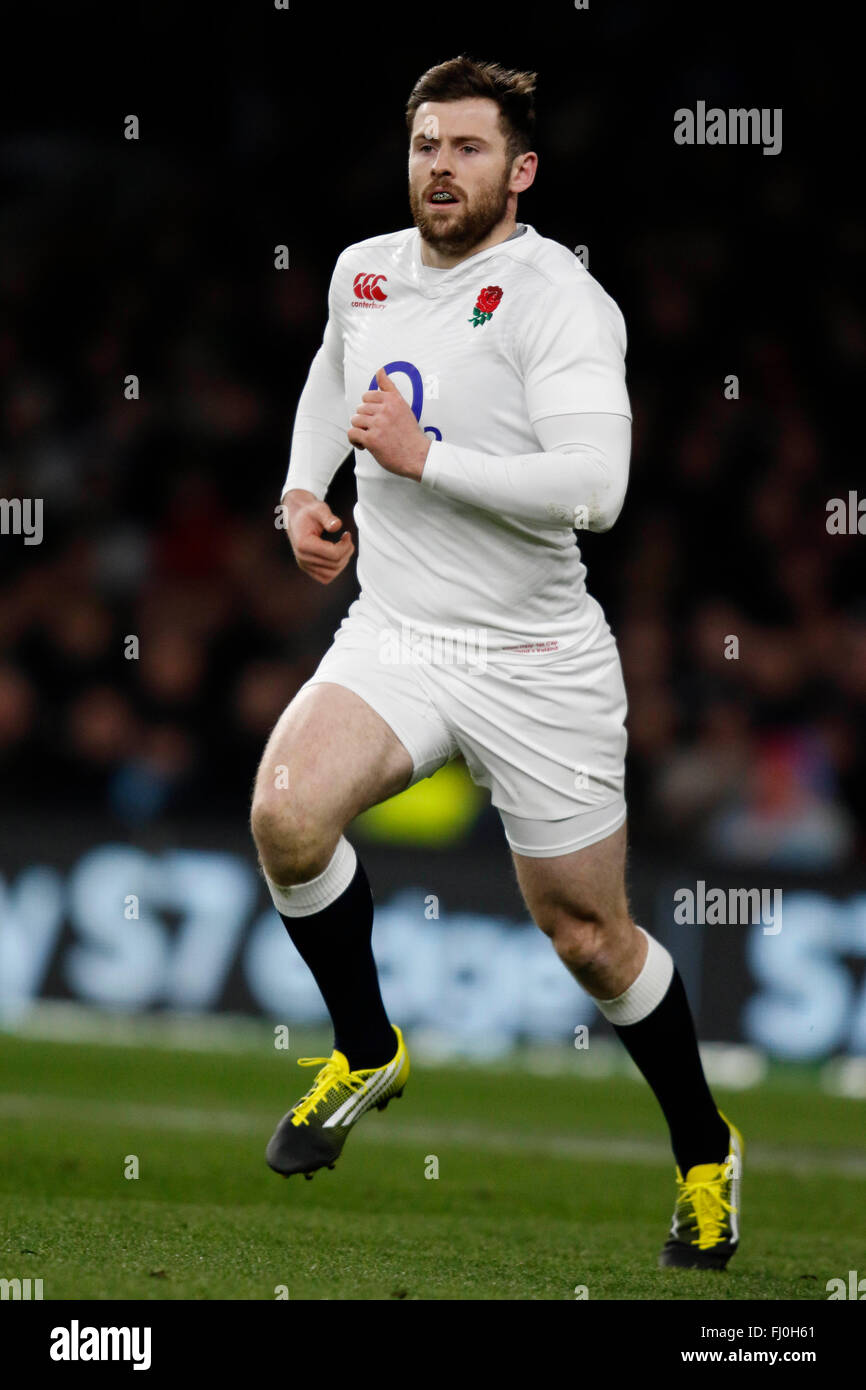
xmin=291 ymin=1056 xmax=367 ymax=1126
xmin=678 ymin=1175 xmax=736 ymax=1249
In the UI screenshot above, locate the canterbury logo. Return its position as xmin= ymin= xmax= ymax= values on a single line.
xmin=352 ymin=272 xmax=388 ymax=302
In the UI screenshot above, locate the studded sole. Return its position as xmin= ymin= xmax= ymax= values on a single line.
xmin=376 ymin=1087 xmax=405 ymax=1113
xmin=287 ymin=1087 xmax=406 ymax=1179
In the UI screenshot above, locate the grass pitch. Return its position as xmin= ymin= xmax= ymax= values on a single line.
xmin=0 ymin=1030 xmax=863 ymax=1300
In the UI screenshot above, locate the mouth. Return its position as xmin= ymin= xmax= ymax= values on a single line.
xmin=428 ymin=189 xmax=460 ymax=206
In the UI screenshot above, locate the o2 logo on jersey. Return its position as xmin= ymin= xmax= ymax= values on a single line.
xmin=368 ymin=361 xmax=442 ymax=441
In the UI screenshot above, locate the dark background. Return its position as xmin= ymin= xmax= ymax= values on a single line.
xmin=0 ymin=0 xmax=862 ymax=872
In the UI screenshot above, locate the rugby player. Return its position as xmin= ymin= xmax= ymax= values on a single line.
xmin=251 ymin=55 xmax=742 ymax=1270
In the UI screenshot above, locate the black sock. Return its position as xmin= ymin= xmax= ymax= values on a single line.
xmin=612 ymin=968 xmax=729 ymax=1175
xmin=279 ymin=856 xmax=396 ymax=1072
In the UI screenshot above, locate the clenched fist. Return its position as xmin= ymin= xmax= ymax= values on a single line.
xmin=282 ymin=490 xmax=354 ymax=585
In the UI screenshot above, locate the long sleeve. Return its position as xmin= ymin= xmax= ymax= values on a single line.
xmin=418 ymin=411 xmax=631 ymax=532
xmin=281 ymin=261 xmax=351 ymax=500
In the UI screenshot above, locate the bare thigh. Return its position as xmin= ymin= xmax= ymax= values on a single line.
xmin=250 ymin=681 xmax=414 ymax=884
xmin=513 ymin=821 xmax=630 ymax=927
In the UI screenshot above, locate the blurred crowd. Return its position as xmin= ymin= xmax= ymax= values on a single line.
xmin=1 ymin=56 xmax=863 ymax=869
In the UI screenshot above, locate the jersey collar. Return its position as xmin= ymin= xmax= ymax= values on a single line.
xmin=410 ymin=223 xmax=536 ymax=296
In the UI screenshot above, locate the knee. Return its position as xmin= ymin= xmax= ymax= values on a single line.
xmin=540 ymin=904 xmax=632 ymax=974
xmin=544 ymin=908 xmax=608 ymax=972
xmin=250 ymin=791 xmax=337 ymax=886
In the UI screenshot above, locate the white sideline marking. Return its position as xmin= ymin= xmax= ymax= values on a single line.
xmin=1 ymin=1092 xmax=864 ymax=1179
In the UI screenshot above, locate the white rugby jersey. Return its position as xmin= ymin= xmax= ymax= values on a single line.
xmin=283 ymin=223 xmax=631 ymax=655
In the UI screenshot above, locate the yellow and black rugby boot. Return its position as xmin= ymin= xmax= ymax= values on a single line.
xmin=266 ymin=1024 xmax=409 ymax=1178
xmin=658 ymin=1112 xmax=743 ymax=1269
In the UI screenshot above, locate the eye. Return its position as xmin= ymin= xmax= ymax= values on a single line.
xmin=462 ymin=146 xmax=479 ymax=154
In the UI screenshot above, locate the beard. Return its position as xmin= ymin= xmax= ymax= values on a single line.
xmin=408 ymin=165 xmax=513 ymax=258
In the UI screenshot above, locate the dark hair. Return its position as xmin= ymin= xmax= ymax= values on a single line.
xmin=405 ymin=55 xmax=537 ymax=169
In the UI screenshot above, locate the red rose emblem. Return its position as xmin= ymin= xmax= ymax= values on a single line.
xmin=468 ymin=285 xmax=504 ymax=327
xmin=477 ymin=285 xmax=503 ymax=313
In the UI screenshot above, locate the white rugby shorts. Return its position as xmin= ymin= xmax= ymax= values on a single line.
xmin=298 ymin=593 xmax=628 ymax=857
